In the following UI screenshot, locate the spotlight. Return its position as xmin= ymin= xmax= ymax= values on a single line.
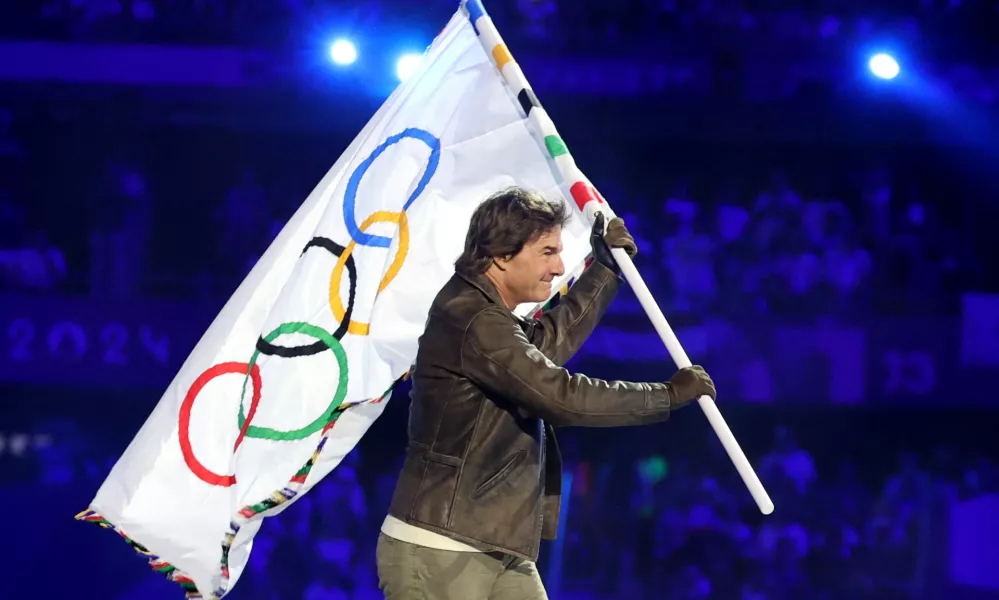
xmin=869 ymin=53 xmax=899 ymax=80
xmin=330 ymin=39 xmax=357 ymax=65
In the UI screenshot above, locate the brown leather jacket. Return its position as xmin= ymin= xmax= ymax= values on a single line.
xmin=386 ymin=261 xmax=674 ymax=562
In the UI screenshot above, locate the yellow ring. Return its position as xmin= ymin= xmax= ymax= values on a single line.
xmin=329 ymin=210 xmax=410 ymax=336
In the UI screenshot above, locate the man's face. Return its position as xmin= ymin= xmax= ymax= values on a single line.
xmin=497 ymin=226 xmax=565 ymax=306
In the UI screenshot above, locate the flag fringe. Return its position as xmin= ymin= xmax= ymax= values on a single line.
xmin=76 ymin=372 xmax=409 ymax=599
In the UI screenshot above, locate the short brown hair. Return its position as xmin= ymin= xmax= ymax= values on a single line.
xmin=455 ymin=187 xmax=569 ymax=276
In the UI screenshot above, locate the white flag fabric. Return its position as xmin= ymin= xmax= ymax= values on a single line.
xmin=77 ymin=3 xmax=601 ymax=599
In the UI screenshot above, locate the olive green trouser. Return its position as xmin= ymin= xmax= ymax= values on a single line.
xmin=375 ymin=533 xmax=549 ymax=600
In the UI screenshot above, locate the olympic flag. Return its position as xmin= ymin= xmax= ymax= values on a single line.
xmin=76 ymin=2 xmax=609 ymax=598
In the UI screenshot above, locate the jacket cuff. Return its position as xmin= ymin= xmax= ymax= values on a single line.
xmin=582 ymin=259 xmax=621 ymax=285
xmin=648 ymin=383 xmax=672 ymax=411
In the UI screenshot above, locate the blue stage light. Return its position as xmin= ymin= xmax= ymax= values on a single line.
xmin=330 ymin=39 xmax=357 ymax=66
xmin=869 ymin=53 xmax=900 ymax=80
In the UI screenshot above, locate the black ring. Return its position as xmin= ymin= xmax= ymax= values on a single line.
xmin=254 ymin=236 xmax=357 ymax=358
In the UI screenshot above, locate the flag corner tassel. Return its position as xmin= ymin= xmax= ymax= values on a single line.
xmin=75 ymin=508 xmax=208 ymax=599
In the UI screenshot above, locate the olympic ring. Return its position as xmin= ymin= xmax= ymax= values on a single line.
xmin=329 ymin=210 xmax=409 ymax=336
xmin=253 ymin=237 xmax=358 ymax=361
xmin=343 ymin=128 xmax=440 ymax=248
xmin=237 ymin=322 xmax=348 ymax=441
xmin=179 ymin=362 xmax=262 ymax=487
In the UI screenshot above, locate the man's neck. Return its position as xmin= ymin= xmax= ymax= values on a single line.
xmin=483 ymin=269 xmax=518 ymax=310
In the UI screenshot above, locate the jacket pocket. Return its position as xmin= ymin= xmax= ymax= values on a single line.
xmin=472 ymin=449 xmax=527 ymax=500
xmin=410 ymin=453 xmax=461 ymax=527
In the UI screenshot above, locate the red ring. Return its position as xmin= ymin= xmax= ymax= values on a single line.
xmin=179 ymin=362 xmax=262 ymax=487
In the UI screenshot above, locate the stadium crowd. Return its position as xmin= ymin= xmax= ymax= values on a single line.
xmin=14 ymin=406 xmax=997 ymax=599
xmin=0 ymin=0 xmax=995 ymax=56
xmin=1 ymin=117 xmax=991 ymax=320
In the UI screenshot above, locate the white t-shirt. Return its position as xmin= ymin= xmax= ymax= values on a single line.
xmin=380 ymin=514 xmax=484 ymax=552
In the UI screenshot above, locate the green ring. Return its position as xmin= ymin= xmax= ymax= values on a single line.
xmin=237 ymin=322 xmax=348 ymax=441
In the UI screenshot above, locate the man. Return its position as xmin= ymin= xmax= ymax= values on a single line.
xmin=376 ymin=187 xmax=716 ymax=599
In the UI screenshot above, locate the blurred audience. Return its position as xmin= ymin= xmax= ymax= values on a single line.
xmin=0 ymin=100 xmax=989 ymax=313
xmin=14 ymin=411 xmax=997 ymax=599
xmin=2 ymin=0 xmax=996 ymax=55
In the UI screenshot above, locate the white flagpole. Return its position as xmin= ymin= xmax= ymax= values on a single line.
xmin=461 ymin=0 xmax=774 ymax=515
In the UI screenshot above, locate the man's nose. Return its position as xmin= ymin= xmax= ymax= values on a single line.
xmin=553 ymin=256 xmax=565 ymax=277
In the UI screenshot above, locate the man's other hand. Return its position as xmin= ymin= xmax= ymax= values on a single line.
xmin=591 ymin=212 xmax=637 ymax=274
xmin=666 ymin=365 xmax=717 ymax=410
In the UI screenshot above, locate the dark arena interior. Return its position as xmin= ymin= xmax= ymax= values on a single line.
xmin=1 ymin=1 xmax=998 ymax=599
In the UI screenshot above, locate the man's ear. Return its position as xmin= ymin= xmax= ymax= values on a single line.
xmin=492 ymin=256 xmax=511 ymax=271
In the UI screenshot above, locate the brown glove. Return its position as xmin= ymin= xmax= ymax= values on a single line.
xmin=666 ymin=365 xmax=716 ymax=410
xmin=591 ymin=212 xmax=637 ymax=275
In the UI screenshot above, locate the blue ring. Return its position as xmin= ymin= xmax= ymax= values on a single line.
xmin=343 ymin=128 xmax=441 ymax=248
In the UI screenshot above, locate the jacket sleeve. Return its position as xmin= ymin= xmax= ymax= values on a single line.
xmin=525 ymin=261 xmax=620 ymax=366
xmin=462 ymin=305 xmax=673 ymax=428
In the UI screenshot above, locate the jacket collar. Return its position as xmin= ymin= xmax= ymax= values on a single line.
xmin=457 ymin=270 xmax=510 ymax=309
